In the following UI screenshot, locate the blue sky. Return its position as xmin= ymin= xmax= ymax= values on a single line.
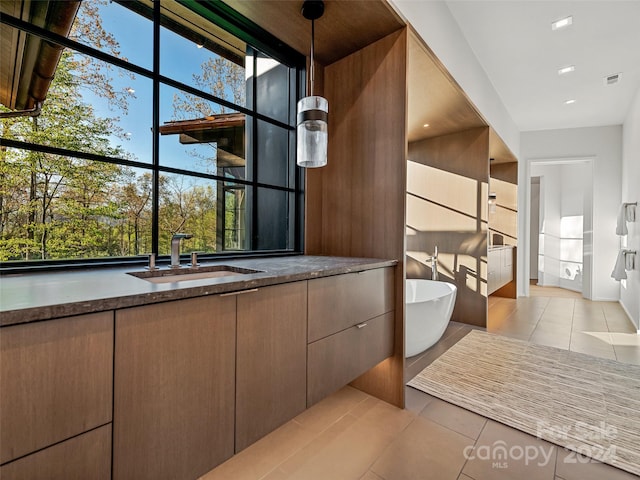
xmin=78 ymin=1 xmax=242 ymax=177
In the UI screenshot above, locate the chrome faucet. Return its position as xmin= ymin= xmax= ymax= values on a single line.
xmin=170 ymin=233 xmax=193 ymax=268
xmin=426 ymin=246 xmax=438 ymax=281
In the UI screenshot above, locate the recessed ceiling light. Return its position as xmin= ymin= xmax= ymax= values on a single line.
xmin=423 ymin=123 xmax=430 ymax=128
xmin=552 ymin=16 xmax=573 ymax=30
xmin=564 ymin=99 xmax=576 ymax=105
xmin=558 ymin=65 xmax=575 ymax=75
xmin=197 ymin=44 xmax=204 ymax=49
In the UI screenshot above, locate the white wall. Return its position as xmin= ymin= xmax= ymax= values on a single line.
xmin=621 ymin=86 xmax=640 ymax=329
xmin=389 ymin=0 xmax=520 ymax=158
xmin=521 ymin=126 xmax=623 ymax=301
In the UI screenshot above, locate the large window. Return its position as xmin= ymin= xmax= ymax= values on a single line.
xmin=0 ymin=0 xmax=304 ymax=267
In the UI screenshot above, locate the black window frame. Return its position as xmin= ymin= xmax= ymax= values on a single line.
xmin=0 ymin=0 xmax=307 ymax=273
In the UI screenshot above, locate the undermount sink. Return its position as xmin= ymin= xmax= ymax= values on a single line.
xmin=127 ymin=265 xmax=263 ymax=284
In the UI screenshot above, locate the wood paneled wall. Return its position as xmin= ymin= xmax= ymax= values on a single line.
xmin=304 ymin=59 xmax=324 ymax=256
xmin=305 ymin=28 xmax=408 ymax=408
xmin=489 ymin=162 xmax=518 ymax=245
xmin=489 ymin=162 xmax=518 ymax=298
xmin=491 ymin=162 xmax=518 ymax=184
xmin=407 ymin=127 xmax=490 ymax=328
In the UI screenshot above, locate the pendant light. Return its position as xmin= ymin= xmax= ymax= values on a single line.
xmin=488 ymin=192 xmax=497 ymax=214
xmin=297 ymin=0 xmax=328 ymax=168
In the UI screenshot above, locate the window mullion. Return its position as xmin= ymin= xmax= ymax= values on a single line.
xmin=251 ymin=52 xmax=259 ymax=251
xmin=151 ymin=0 xmax=161 ymax=256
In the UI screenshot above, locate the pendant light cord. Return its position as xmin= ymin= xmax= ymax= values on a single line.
xmin=310 ymin=18 xmax=315 ymax=96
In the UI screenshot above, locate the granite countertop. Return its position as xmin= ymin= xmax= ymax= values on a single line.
xmin=0 ymin=255 xmax=397 ymax=326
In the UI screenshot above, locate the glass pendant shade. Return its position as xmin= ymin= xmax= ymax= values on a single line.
xmin=488 ymin=193 xmax=497 ymax=213
xmin=296 ymin=95 xmax=328 ymax=168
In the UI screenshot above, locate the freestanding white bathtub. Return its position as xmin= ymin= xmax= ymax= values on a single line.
xmin=405 ymin=279 xmax=457 ymax=357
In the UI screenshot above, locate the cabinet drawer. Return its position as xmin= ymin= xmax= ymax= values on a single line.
xmin=0 ymin=312 xmax=113 ymax=464
xmin=307 ymin=312 xmax=394 ymax=406
xmin=308 ymin=267 xmax=394 ymax=342
xmin=0 ymin=425 xmax=111 ymax=480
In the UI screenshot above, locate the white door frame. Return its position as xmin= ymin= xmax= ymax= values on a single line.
xmin=519 ymin=156 xmax=595 ymax=299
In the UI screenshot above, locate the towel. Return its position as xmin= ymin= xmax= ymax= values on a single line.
xmin=611 ymin=250 xmax=627 ymax=281
xmin=626 ymin=204 xmax=637 ymax=223
xmin=616 ymin=204 xmax=628 ymax=236
xmin=626 ymin=251 xmax=636 ymax=271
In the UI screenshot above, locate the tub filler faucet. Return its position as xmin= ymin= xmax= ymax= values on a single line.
xmin=426 ymin=246 xmax=438 ymax=281
xmin=170 ymin=233 xmax=193 ymax=268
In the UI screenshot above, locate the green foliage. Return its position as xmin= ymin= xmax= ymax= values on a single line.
xmin=0 ymin=2 xmax=252 ymax=263
xmin=0 ymin=46 xmax=135 ymax=261
xmin=158 ymin=175 xmax=217 ymax=255
xmin=172 ymin=56 xmax=246 ymax=119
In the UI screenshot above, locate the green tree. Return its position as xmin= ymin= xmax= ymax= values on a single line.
xmin=68 ymin=0 xmax=136 ymax=114
xmin=0 ymin=49 xmax=127 ymax=260
xmin=170 ymin=55 xmax=246 ymax=175
xmin=166 ymin=54 xmax=246 ymax=249
xmin=0 ymin=0 xmax=135 ymax=261
xmin=118 ymin=170 xmax=153 ymax=256
xmin=172 ymin=56 xmax=245 ymax=119
xmin=1 ymin=1 xmax=236 ymax=262
xmin=158 ymin=175 xmax=216 ymax=255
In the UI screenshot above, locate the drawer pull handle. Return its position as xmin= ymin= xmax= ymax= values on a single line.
xmin=220 ymin=288 xmax=259 ymax=297
xmin=356 ymin=322 xmax=368 ymax=329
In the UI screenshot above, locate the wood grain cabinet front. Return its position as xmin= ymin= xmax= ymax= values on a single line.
xmin=0 ymin=425 xmax=112 ymax=480
xmin=307 ymin=312 xmax=394 ymax=406
xmin=113 ymin=295 xmax=236 ymax=480
xmin=307 ymin=267 xmax=395 ymax=406
xmin=0 ymin=312 xmax=113 ymax=465
xmin=307 ymin=267 xmax=394 ymax=342
xmin=235 ymin=282 xmax=308 ymax=452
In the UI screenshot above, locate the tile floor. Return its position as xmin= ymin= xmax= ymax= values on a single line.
xmin=201 ymin=286 xmax=640 ymax=480
xmin=487 ymin=287 xmax=639 ymax=364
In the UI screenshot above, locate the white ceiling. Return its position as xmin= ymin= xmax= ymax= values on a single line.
xmin=445 ymin=0 xmax=640 ymax=132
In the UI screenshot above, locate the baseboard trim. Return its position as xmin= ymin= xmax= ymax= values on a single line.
xmin=619 ymin=299 xmax=640 ymax=332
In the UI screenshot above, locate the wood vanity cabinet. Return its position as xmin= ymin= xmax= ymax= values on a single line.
xmin=0 ymin=263 xmax=395 ymax=479
xmin=113 ymin=295 xmax=236 ymax=480
xmin=0 ymin=312 xmax=113 ymax=478
xmin=235 ymin=282 xmax=308 ymax=452
xmin=307 ymin=268 xmax=395 ymax=406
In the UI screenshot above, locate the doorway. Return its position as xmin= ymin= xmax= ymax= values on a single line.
xmin=529 ymin=159 xmax=593 ymax=299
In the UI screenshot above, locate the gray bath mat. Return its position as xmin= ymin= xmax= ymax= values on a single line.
xmin=408 ymin=329 xmax=640 ymax=476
